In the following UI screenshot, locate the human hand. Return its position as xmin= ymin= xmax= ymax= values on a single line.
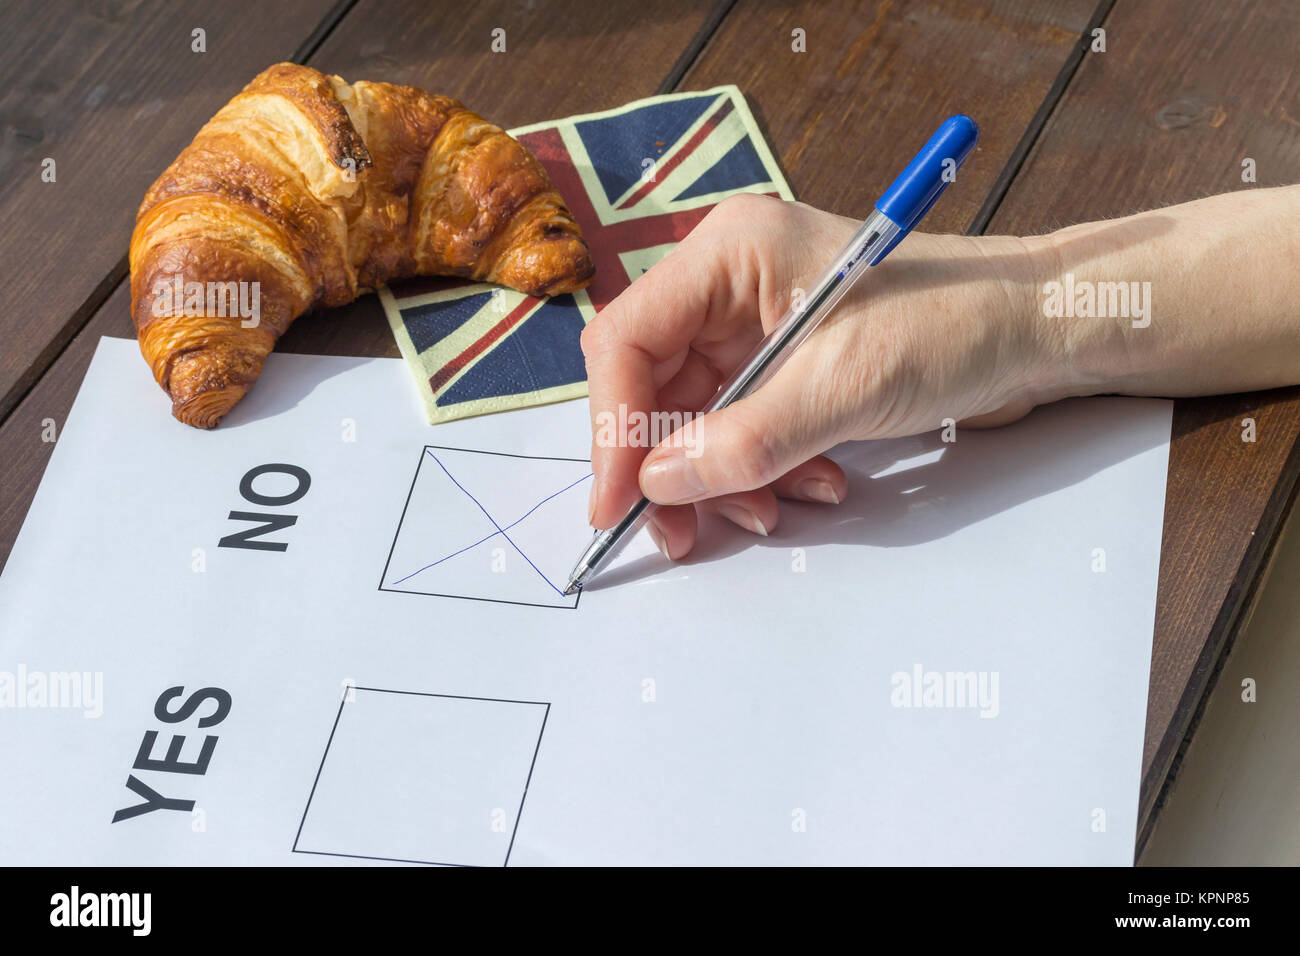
xmin=580 ymin=193 xmax=1057 ymax=559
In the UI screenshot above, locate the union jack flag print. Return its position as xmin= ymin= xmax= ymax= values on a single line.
xmin=383 ymin=85 xmax=794 ymax=424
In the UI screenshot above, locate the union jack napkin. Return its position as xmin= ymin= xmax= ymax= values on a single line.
xmin=381 ymin=86 xmax=794 ymax=425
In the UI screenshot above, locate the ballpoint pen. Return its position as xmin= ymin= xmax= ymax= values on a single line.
xmin=563 ymin=114 xmax=980 ymax=595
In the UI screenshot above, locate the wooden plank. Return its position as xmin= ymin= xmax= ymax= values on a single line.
xmin=1 ymin=0 xmax=1106 ymax=613
xmin=0 ymin=0 xmax=348 ymax=423
xmin=0 ymin=288 xmax=133 ymax=567
xmin=981 ymin=0 xmax=1300 ymax=844
xmin=309 ymin=0 xmax=728 ymax=130
xmin=678 ymin=0 xmax=1099 ymax=230
xmin=10 ymin=0 xmax=1282 ymax=861
xmin=3 ymin=0 xmax=1100 ymax=561
xmin=0 ymin=0 xmax=729 ymax=567
xmin=271 ymin=0 xmax=731 ymax=357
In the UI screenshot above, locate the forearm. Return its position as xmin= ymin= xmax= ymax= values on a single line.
xmin=1020 ymin=185 xmax=1300 ymax=402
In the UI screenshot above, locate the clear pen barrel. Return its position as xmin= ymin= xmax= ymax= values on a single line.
xmin=703 ymin=209 xmax=901 ymax=408
xmin=573 ymin=208 xmax=902 ymax=587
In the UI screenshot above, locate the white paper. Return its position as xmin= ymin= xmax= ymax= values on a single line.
xmin=0 ymin=336 xmax=1171 ymax=865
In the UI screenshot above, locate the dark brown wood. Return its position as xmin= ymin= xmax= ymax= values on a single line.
xmin=1142 ymin=387 xmax=1300 ymax=851
xmin=309 ymin=0 xmax=728 ymax=130
xmin=678 ymin=0 xmax=1099 ymax=231
xmin=981 ymin=0 xmax=1300 ymax=850
xmin=0 ymin=286 xmax=134 ymax=563
xmin=1 ymin=0 xmax=1103 ymax=561
xmin=273 ymin=0 xmax=733 ymax=357
xmin=0 ymin=0 xmax=348 ymax=423
xmin=2 ymin=0 xmax=1298 ymax=861
xmin=0 ymin=0 xmax=734 ymax=565
xmin=967 ymin=0 xmax=1116 ymax=235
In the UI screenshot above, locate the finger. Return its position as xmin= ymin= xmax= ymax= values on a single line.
xmin=644 ymin=504 xmax=697 ymax=561
xmin=582 ymin=239 xmax=751 ymax=529
xmin=638 ymin=345 xmax=847 ymax=505
xmin=695 ymin=487 xmax=780 ymax=537
xmin=655 ymin=347 xmax=726 ymax=415
xmin=583 ymin=326 xmax=663 ymax=527
xmin=583 ymin=196 xmax=803 ymax=529
xmin=769 ymin=455 xmax=848 ymax=504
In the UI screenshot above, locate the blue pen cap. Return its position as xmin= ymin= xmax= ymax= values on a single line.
xmin=874 ymin=115 xmax=979 ymax=232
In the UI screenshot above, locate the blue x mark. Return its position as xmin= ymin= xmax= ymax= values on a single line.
xmin=390 ymin=450 xmax=592 ymax=596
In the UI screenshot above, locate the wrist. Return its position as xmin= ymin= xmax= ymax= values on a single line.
xmin=1014 ymin=229 xmax=1110 ymax=404
xmin=965 ymin=232 xmax=1076 ymax=409
xmin=1022 ymin=222 xmax=1170 ymax=401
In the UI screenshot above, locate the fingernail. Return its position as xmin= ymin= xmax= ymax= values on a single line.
xmin=796 ymin=478 xmax=840 ymax=504
xmin=719 ymin=503 xmax=767 ymax=536
xmin=587 ymin=480 xmax=598 ymax=526
xmin=642 ymin=455 xmax=708 ymax=504
xmin=646 ymin=520 xmax=672 ymax=560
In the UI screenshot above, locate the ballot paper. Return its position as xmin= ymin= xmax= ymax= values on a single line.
xmin=0 ymin=337 xmax=1172 ymax=865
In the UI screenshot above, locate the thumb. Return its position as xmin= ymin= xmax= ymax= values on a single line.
xmin=639 ymin=369 xmax=840 ymax=504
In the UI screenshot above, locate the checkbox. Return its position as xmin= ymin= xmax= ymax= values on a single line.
xmin=294 ymin=687 xmax=549 ymax=867
xmin=380 ymin=446 xmax=592 ymax=609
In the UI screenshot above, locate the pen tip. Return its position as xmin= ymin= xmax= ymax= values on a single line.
xmin=562 ymin=580 xmax=580 ymax=596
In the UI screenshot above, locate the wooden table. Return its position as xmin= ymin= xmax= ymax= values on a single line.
xmin=2 ymin=0 xmax=1297 ymax=858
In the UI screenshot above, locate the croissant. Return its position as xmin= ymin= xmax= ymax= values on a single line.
xmin=129 ymin=62 xmax=594 ymax=428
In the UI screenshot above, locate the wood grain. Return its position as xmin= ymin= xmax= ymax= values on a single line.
xmin=2 ymin=0 xmax=1101 ymax=563
xmin=270 ymin=0 xmax=731 ymax=358
xmin=3 ymin=0 xmax=1298 ymax=860
xmin=0 ymin=289 xmax=134 ymax=565
xmin=0 ymin=0 xmax=731 ymax=567
xmin=0 ymin=0 xmax=347 ymax=423
xmin=982 ymin=0 xmax=1300 ymax=847
xmin=679 ymin=0 xmax=1099 ymax=229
